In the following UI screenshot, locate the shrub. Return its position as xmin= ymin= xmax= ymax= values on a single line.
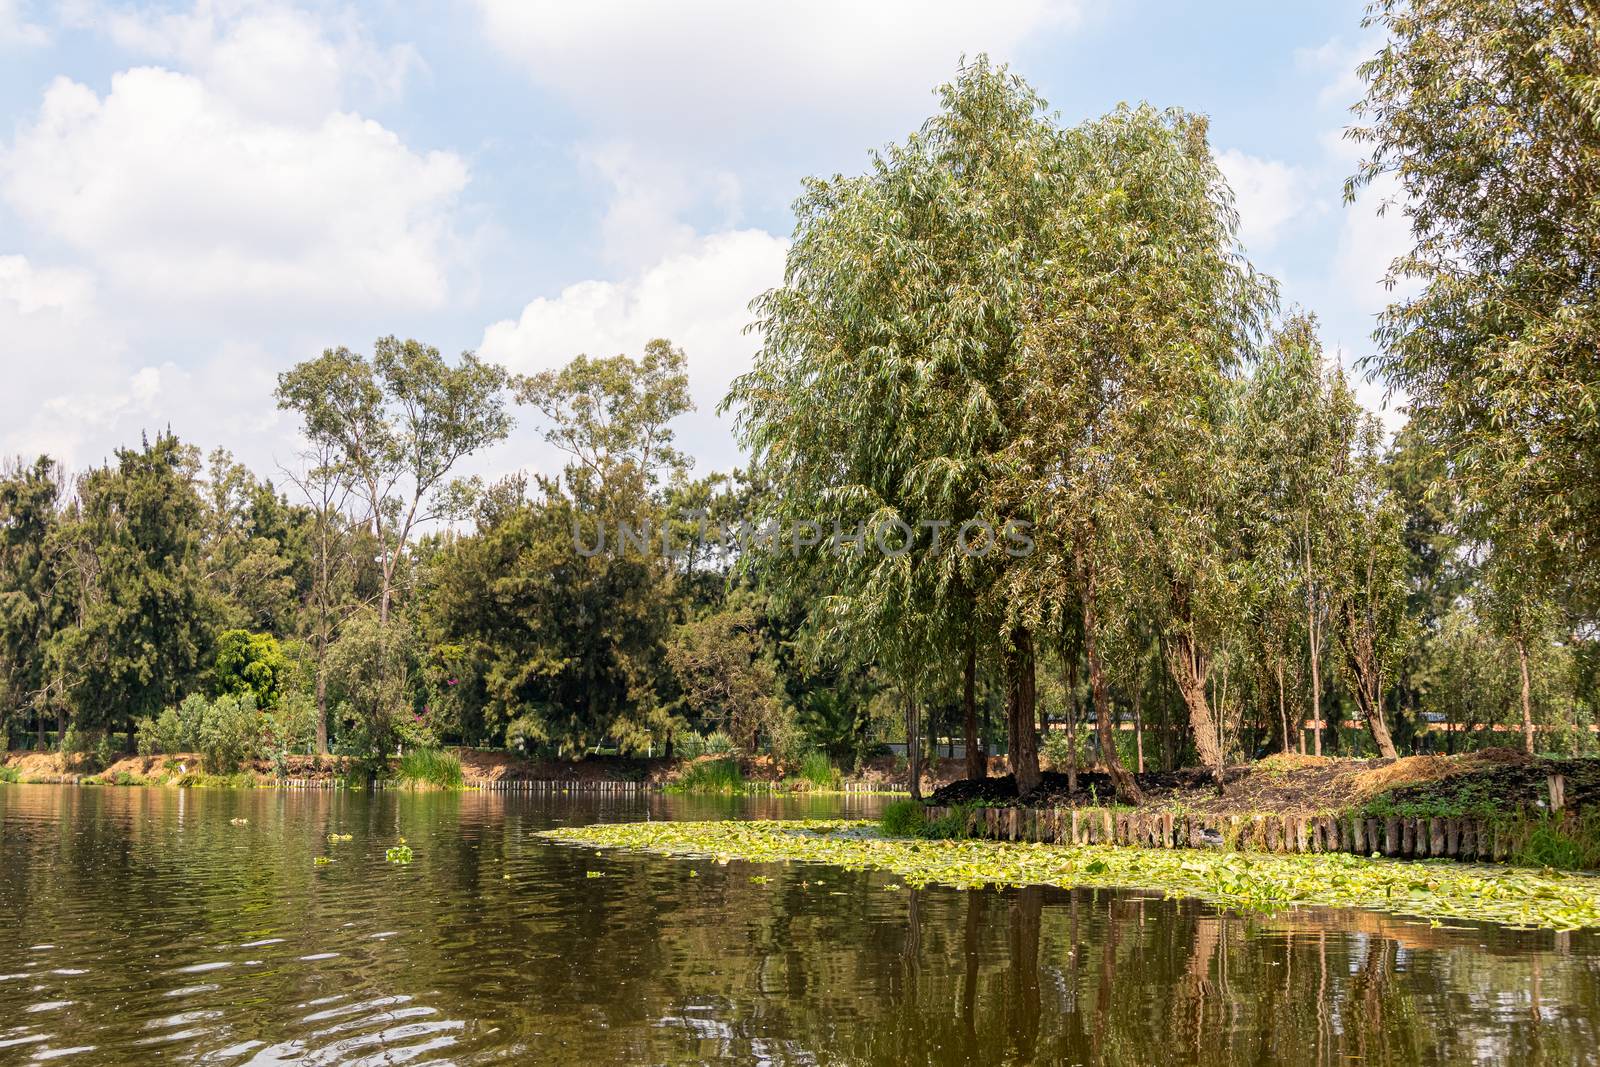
xmin=135 ymin=716 xmax=160 ymax=756
xmin=798 ymin=750 xmax=839 ymax=790
xmin=668 ymin=757 xmax=744 ymax=794
xmin=1041 ymin=729 xmax=1078 ymax=770
xmin=397 ymin=748 xmax=464 ymax=790
xmin=0 ymin=765 xmax=19 ymax=784
xmin=703 ymin=731 xmax=734 ymax=756
xmin=58 ymin=722 xmax=88 ymax=756
xmin=195 ymin=693 xmax=262 ymax=773
xmin=92 ymin=732 xmax=114 ymax=771
xmin=880 ymin=799 xmax=928 ymax=838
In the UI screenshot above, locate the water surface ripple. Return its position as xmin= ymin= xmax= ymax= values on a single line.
xmin=1 ymin=784 xmax=1596 ymax=1065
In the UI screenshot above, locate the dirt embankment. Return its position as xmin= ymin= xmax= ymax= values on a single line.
xmin=926 ymin=748 xmax=1595 ymax=817
xmin=2 ymin=747 xmax=952 ymax=790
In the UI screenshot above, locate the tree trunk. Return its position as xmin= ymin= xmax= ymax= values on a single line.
xmin=905 ymin=688 xmax=923 ymax=801
xmin=1132 ymin=682 xmax=1145 ymax=774
xmin=315 ymin=668 xmax=329 ymax=755
xmin=1517 ymin=636 xmax=1535 ymax=756
xmin=1082 ymin=587 xmax=1141 ymax=803
xmin=963 ymin=637 xmax=983 ymax=780
xmin=1006 ymin=627 xmax=1041 ymax=796
xmin=1277 ymin=661 xmax=1291 ymax=755
xmin=1337 ymin=600 xmax=1399 ymax=759
xmin=1166 ymin=629 xmax=1226 ymax=778
xmin=1065 ymin=636 xmax=1080 ymax=798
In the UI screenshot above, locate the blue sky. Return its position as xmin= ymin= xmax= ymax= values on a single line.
xmin=0 ymin=0 xmax=1409 ymax=487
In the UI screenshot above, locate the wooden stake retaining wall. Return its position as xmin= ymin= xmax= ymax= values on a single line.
xmin=273 ymin=778 xmax=907 ymax=795
xmin=921 ymin=805 xmax=1551 ymax=864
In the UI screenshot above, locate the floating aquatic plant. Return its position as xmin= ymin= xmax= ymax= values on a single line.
xmin=385 ymin=843 xmax=413 ymax=864
xmin=538 ymin=819 xmax=1600 ymax=931
xmin=326 ymin=832 xmax=353 ymax=843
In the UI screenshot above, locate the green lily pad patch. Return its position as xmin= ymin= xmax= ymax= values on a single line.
xmin=539 ymin=818 xmax=1600 ymax=931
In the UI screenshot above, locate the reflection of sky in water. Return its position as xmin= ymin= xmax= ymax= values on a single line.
xmin=0 ymin=784 xmax=1595 ymax=1065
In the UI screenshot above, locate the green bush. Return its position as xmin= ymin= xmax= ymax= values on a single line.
xmin=880 ymin=799 xmax=928 ymax=838
xmin=195 ymin=694 xmax=262 ymax=773
xmin=396 ymin=747 xmax=464 ymax=790
xmin=703 ymin=731 xmax=734 ymax=756
xmin=798 ymin=750 xmax=839 ymax=789
xmin=0 ymin=765 xmax=19 ymax=784
xmin=92 ymin=732 xmax=114 ymax=771
xmin=134 ymin=716 xmax=159 ymax=756
xmin=1041 ymin=728 xmax=1080 ymax=770
xmin=668 ymin=757 xmax=744 ymax=794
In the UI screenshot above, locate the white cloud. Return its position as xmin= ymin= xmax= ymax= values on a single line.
xmin=480 ymin=229 xmax=789 ymax=474
xmin=1215 ymin=149 xmax=1320 ymax=253
xmin=1332 ymin=172 xmax=1416 ymax=318
xmin=0 ymin=0 xmax=47 ymax=47
xmin=474 ymin=0 xmax=1079 ymax=145
xmin=1296 ymin=35 xmax=1375 ymax=112
xmin=1 ymin=65 xmax=468 ymax=311
xmin=103 ymin=0 xmax=419 ymax=123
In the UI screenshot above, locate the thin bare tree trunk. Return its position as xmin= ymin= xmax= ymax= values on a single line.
xmin=1083 ymin=581 xmax=1141 ymax=803
xmin=1063 ymin=637 xmax=1079 ymax=799
xmin=904 ymin=687 xmax=923 ymax=801
xmin=1277 ymin=661 xmax=1291 ymax=755
xmin=1132 ymin=680 xmax=1145 ymax=774
xmin=1518 ymin=636 xmax=1535 ymax=755
xmin=963 ymin=636 xmax=984 ymax=781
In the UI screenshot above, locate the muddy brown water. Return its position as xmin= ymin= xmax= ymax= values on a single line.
xmin=1 ymin=784 xmax=1598 ymax=1065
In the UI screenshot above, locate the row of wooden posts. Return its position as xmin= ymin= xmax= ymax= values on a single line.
xmin=273 ymin=778 xmax=907 ymax=795
xmin=921 ymin=803 xmax=1552 ymax=863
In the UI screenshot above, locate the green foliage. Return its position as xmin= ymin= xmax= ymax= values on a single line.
xmin=396 ymin=747 xmax=464 ymax=790
xmin=1353 ymin=0 xmax=1600 ymax=616
xmin=665 ymin=605 xmax=783 ymax=755
xmin=0 ymin=764 xmax=19 ymax=783
xmin=48 ymin=433 xmax=211 ymax=735
xmin=277 ymin=337 xmax=513 ymax=624
xmin=879 ymin=799 xmax=927 ymax=838
xmin=798 ymin=750 xmax=839 ymax=789
xmin=1514 ymin=813 xmax=1600 ymax=873
xmin=212 ymin=629 xmax=287 ymax=709
xmin=667 ymin=757 xmax=744 ymax=794
xmin=133 ymin=716 xmax=158 ymax=756
xmin=191 ymin=693 xmax=262 ymax=774
xmin=325 ymin=611 xmax=421 ymax=766
xmin=386 ymin=842 xmax=414 ymax=864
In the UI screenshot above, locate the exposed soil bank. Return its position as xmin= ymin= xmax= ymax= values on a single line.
xmin=927 ymin=749 xmax=1596 ymax=818
xmin=0 ymin=748 xmax=923 ymax=792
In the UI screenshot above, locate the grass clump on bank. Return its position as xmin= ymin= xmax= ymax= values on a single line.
xmin=540 ymin=818 xmax=1600 ymax=931
xmin=396 ymin=748 xmax=464 ymax=790
xmin=667 ymin=757 xmax=744 ymax=794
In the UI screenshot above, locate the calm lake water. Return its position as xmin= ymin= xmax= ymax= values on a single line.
xmin=1 ymin=785 xmax=1598 ymax=1065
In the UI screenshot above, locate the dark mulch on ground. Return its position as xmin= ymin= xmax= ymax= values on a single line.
xmin=924 ymin=751 xmax=1600 ymax=817
xmin=1376 ymin=756 xmax=1600 ymax=816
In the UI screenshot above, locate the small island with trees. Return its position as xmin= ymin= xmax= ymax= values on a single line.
xmin=4 ymin=2 xmax=1599 ymax=897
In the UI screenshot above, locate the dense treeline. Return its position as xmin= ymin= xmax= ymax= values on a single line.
xmin=2 ymin=3 xmax=1597 ymax=789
